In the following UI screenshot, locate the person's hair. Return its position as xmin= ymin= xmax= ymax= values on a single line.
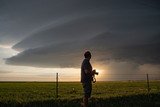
xmin=84 ymin=51 xmax=91 ymax=58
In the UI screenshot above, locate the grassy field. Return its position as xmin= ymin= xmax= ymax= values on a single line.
xmin=0 ymin=81 xmax=160 ymax=107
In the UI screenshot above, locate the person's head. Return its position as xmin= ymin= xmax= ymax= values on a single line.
xmin=84 ymin=51 xmax=91 ymax=59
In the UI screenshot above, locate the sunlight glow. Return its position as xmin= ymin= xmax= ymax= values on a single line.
xmin=94 ymin=69 xmax=104 ymax=81
xmin=0 ymin=45 xmax=12 ymax=49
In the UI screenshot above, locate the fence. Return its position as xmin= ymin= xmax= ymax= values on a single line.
xmin=55 ymin=73 xmax=160 ymax=98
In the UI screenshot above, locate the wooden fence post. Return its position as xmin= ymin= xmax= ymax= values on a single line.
xmin=146 ymin=73 xmax=150 ymax=93
xmin=56 ymin=73 xmax=58 ymax=98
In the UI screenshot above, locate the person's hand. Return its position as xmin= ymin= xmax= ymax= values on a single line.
xmin=92 ymin=69 xmax=96 ymax=75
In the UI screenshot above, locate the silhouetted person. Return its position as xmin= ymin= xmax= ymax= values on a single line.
xmin=81 ymin=51 xmax=96 ymax=107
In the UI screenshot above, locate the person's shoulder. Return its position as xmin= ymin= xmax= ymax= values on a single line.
xmin=83 ymin=58 xmax=89 ymax=62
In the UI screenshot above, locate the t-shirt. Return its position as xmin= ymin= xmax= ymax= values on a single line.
xmin=81 ymin=58 xmax=92 ymax=83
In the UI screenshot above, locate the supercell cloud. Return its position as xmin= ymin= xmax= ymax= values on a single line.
xmin=2 ymin=0 xmax=160 ymax=74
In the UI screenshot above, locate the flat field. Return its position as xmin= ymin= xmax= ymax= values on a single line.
xmin=0 ymin=81 xmax=160 ymax=107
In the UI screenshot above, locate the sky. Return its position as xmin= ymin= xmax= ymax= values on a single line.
xmin=0 ymin=0 xmax=160 ymax=81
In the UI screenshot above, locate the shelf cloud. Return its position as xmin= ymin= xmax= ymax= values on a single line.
xmin=1 ymin=0 xmax=160 ymax=74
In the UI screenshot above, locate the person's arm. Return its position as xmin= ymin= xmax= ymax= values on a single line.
xmin=84 ymin=69 xmax=95 ymax=76
xmin=84 ymin=69 xmax=91 ymax=74
xmin=84 ymin=61 xmax=93 ymax=75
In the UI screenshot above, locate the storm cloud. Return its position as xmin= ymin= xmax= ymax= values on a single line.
xmin=6 ymin=32 xmax=160 ymax=68
xmin=2 ymin=0 xmax=160 ymax=75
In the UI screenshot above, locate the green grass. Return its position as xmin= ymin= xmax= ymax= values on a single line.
xmin=0 ymin=81 xmax=160 ymax=107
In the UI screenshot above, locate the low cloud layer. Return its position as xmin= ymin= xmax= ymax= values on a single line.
xmin=6 ymin=32 xmax=160 ymax=69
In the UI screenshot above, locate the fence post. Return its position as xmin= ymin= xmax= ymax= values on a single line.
xmin=146 ymin=73 xmax=150 ymax=93
xmin=56 ymin=73 xmax=58 ymax=98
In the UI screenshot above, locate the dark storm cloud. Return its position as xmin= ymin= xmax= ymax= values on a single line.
xmin=12 ymin=15 xmax=109 ymax=51
xmin=1 ymin=0 xmax=105 ymax=45
xmin=6 ymin=41 xmax=83 ymax=68
xmin=12 ymin=0 xmax=160 ymax=51
xmin=2 ymin=0 xmax=160 ymax=71
xmin=5 ymin=32 xmax=160 ymax=68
